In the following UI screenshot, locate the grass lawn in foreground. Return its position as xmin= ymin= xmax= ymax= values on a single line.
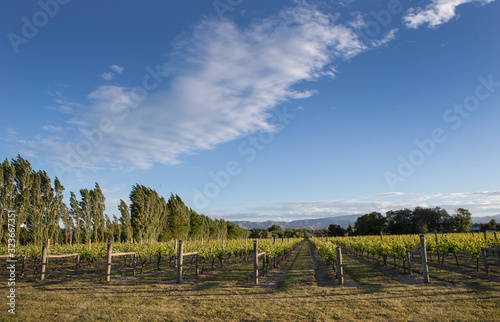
xmin=2 ymin=241 xmax=499 ymax=321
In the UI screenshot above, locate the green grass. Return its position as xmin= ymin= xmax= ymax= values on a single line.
xmin=2 ymin=241 xmax=499 ymax=321
xmin=279 ymin=241 xmax=315 ymax=291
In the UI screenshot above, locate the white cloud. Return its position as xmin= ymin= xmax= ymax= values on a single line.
xmin=365 ymin=192 xmax=405 ymax=198
xmin=404 ymin=0 xmax=496 ymax=29
xmin=208 ymin=191 xmax=500 ymax=221
xmin=42 ymin=125 xmax=63 ymax=133
xmin=33 ymin=3 xmax=400 ymax=171
xmin=46 ymin=91 xmax=82 ymax=114
xmin=100 ymin=65 xmax=124 ymax=81
xmin=110 ymin=65 xmax=124 ymax=74
xmin=100 ymin=72 xmax=114 ymax=81
xmin=371 ymin=28 xmax=398 ymax=47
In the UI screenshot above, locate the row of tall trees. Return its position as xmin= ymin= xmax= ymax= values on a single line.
xmin=1 ymin=155 xmax=66 ymax=245
xmin=0 ymin=155 xmax=245 ymax=245
xmin=353 ymin=207 xmax=473 ymax=236
xmin=123 ymin=185 xmax=245 ymax=243
xmin=66 ymin=183 xmax=106 ymax=244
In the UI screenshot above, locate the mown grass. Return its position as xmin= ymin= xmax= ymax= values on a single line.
xmin=2 ymin=241 xmax=499 ymax=321
xmin=278 ymin=241 xmax=315 ymax=291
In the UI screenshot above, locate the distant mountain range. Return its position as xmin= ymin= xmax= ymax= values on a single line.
xmin=232 ymin=214 xmax=361 ymax=230
xmin=471 ymin=214 xmax=500 ymax=224
xmin=231 ymin=214 xmax=500 ymax=230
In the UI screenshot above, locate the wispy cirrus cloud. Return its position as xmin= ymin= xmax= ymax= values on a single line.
xmin=110 ymin=65 xmax=124 ymax=74
xmin=404 ymin=0 xmax=496 ymax=29
xmin=29 ymin=3 xmax=400 ymax=171
xmin=20 ymin=1 xmax=496 ymax=174
xmin=100 ymin=72 xmax=114 ymax=81
xmin=100 ymin=65 xmax=124 ymax=81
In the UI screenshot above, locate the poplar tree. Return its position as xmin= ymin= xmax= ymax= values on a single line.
xmin=167 ymin=194 xmax=190 ymax=240
xmin=130 ymin=185 xmax=147 ymax=242
xmin=189 ymin=209 xmax=203 ymax=240
xmin=60 ymin=203 xmax=73 ymax=244
xmin=69 ymin=191 xmax=82 ymax=243
xmin=91 ymin=183 xmax=106 ymax=243
xmin=50 ymin=177 xmax=65 ymax=241
xmin=110 ymin=215 xmax=122 ymax=242
xmin=27 ymin=172 xmax=43 ymax=244
xmin=130 ymin=185 xmax=169 ymax=242
xmin=118 ymin=199 xmax=132 ymax=242
xmin=11 ymin=155 xmax=33 ymax=246
xmin=79 ymin=189 xmax=93 ymax=244
xmin=0 ymin=162 xmax=4 ymax=242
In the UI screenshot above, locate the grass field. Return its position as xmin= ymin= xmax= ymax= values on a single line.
xmin=2 ymin=241 xmax=499 ymax=321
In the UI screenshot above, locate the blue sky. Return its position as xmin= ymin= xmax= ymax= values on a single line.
xmin=2 ymin=0 xmax=500 ymax=222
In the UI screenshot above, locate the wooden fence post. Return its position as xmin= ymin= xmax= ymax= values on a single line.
xmin=106 ymin=240 xmax=112 ymax=282
xmin=273 ymin=237 xmax=276 ymax=268
xmin=481 ymin=248 xmax=489 ymax=274
xmin=221 ymin=239 xmax=225 ymax=267
xmin=133 ymin=254 xmax=136 ymax=276
xmin=253 ymin=240 xmax=258 ymax=285
xmin=495 ymin=232 xmax=500 ymax=262
xmin=336 ymin=247 xmax=344 ymax=285
xmin=196 ymin=253 xmax=199 ymax=278
xmin=263 ymin=253 xmax=266 ymax=276
xmin=406 ymin=250 xmax=412 ymax=275
xmin=435 ymin=233 xmax=440 ymax=264
xmin=177 ymin=240 xmax=183 ymax=283
xmin=40 ymin=242 xmax=48 ymax=281
xmin=174 ymin=239 xmax=178 ymax=268
xmin=46 ymin=239 xmax=50 ymax=266
xmin=420 ymin=235 xmax=429 ymax=283
xmin=75 ymin=254 xmax=80 ymax=272
xmin=21 ymin=255 xmax=26 ymax=277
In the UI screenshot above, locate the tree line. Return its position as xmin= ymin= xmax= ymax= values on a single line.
xmin=313 ymin=207 xmax=474 ymax=237
xmin=0 ymin=155 xmax=246 ymax=246
xmin=248 ymin=225 xmax=309 ymax=239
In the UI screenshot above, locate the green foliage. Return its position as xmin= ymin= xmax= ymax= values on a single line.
xmin=118 ymin=199 xmax=133 ymax=242
xmin=327 ymin=233 xmax=494 ymax=261
xmin=0 ymin=156 xmax=67 ymax=245
xmin=1 ymin=155 xmax=246 ymax=245
xmin=354 ymin=212 xmax=386 ymax=236
xmin=327 ymin=224 xmax=346 ymax=237
xmin=453 ymin=208 xmax=472 ymax=233
xmin=268 ymin=224 xmax=284 ymax=238
xmin=227 ymin=222 xmax=242 ymax=239
xmin=166 ymin=194 xmax=190 ymax=240
xmin=189 ymin=210 xmax=204 ymax=239
xmin=480 ymin=219 xmax=500 ymax=232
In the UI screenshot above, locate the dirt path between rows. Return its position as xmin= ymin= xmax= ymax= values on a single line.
xmin=309 ymin=241 xmax=358 ymax=287
xmin=241 ymin=240 xmax=304 ymax=288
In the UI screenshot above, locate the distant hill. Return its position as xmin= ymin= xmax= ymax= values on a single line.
xmin=231 ymin=214 xmax=361 ymax=230
xmin=471 ymin=214 xmax=500 ymax=224
xmin=231 ymin=214 xmax=500 ymax=230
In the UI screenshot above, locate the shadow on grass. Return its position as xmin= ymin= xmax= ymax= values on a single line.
xmin=341 ymin=255 xmax=402 ymax=294
xmin=193 ymin=262 xmax=255 ymax=291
